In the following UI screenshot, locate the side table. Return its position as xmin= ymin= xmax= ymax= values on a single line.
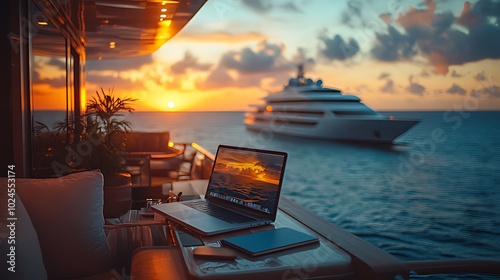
xmin=171 ymin=210 xmax=354 ymax=280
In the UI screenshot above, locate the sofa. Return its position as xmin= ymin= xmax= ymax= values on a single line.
xmin=0 ymin=170 xmax=177 ymax=280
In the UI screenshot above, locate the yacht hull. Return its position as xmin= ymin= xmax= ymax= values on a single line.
xmin=245 ymin=117 xmax=419 ymax=143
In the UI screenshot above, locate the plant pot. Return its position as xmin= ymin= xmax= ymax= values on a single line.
xmin=103 ymin=172 xmax=132 ymax=219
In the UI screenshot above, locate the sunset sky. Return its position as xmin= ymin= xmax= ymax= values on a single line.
xmin=214 ymin=149 xmax=284 ymax=185
xmin=42 ymin=0 xmax=500 ymax=111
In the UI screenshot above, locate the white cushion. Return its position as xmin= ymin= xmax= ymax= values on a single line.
xmin=15 ymin=170 xmax=111 ymax=279
xmin=0 ymin=182 xmax=47 ymax=279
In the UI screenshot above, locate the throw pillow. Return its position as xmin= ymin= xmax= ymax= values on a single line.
xmin=15 ymin=170 xmax=111 ymax=279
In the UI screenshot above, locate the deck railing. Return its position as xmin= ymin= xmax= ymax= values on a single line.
xmin=189 ymin=142 xmax=215 ymax=180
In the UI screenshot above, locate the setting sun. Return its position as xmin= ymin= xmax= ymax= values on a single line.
xmin=167 ymin=100 xmax=175 ymax=109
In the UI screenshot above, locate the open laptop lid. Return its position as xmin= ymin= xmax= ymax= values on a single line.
xmin=205 ymin=145 xmax=288 ymax=221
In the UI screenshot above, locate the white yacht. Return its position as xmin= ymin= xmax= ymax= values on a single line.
xmin=245 ymin=65 xmax=419 ymax=143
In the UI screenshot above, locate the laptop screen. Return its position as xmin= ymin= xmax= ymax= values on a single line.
xmin=206 ymin=145 xmax=287 ymax=217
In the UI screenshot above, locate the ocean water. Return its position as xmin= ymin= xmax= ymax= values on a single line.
xmin=209 ymin=173 xmax=279 ymax=214
xmin=122 ymin=111 xmax=500 ymax=278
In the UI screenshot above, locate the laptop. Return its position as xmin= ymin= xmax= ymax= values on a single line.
xmin=152 ymin=145 xmax=288 ymax=236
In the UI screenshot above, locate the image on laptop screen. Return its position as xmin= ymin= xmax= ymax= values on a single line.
xmin=207 ymin=146 xmax=286 ymax=215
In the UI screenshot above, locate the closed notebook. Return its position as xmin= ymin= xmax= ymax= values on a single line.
xmin=221 ymin=227 xmax=319 ymax=256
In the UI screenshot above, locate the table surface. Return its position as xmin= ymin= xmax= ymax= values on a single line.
xmin=127 ymin=147 xmax=185 ymax=159
xmin=170 ymin=209 xmax=354 ymax=280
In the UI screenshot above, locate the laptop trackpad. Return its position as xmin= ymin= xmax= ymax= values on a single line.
xmin=197 ymin=218 xmax=234 ymax=232
xmin=170 ymin=206 xmax=229 ymax=224
xmin=172 ymin=211 xmax=231 ymax=232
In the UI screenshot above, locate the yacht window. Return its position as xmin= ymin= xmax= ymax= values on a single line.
xmin=332 ymin=111 xmax=378 ymax=116
xmin=272 ymin=109 xmax=324 ymax=116
xmin=268 ymin=100 xmax=360 ymax=104
xmin=301 ymin=88 xmax=341 ymax=93
xmin=255 ymin=117 xmax=317 ymax=126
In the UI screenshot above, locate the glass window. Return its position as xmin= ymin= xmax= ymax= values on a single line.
xmin=30 ymin=2 xmax=71 ymax=177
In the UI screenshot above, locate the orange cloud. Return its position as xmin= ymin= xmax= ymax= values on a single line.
xmin=428 ymin=52 xmax=449 ymax=75
xmin=457 ymin=1 xmax=478 ymax=27
xmin=397 ymin=0 xmax=436 ymax=28
xmin=177 ymin=31 xmax=268 ymax=43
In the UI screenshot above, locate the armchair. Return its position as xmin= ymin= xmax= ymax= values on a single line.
xmin=123 ymin=131 xmax=186 ymax=187
xmin=167 ymin=149 xmax=197 ymax=181
xmin=125 ymin=132 xmax=171 ymax=154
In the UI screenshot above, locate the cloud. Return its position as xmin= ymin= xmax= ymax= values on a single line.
xmin=293 ymin=47 xmax=316 ymax=67
xmin=457 ymin=0 xmax=500 ymax=27
xmin=198 ymin=42 xmax=311 ymax=90
xmin=341 ymin=0 xmax=363 ymax=27
xmin=380 ymin=79 xmax=395 ymax=93
xmin=86 ymin=72 xmax=141 ymax=91
xmin=86 ymin=62 xmax=181 ymax=96
xmin=197 ymin=65 xmax=291 ymax=91
xmin=170 ymin=51 xmax=211 ymax=74
xmin=446 ymin=83 xmax=466 ymax=95
xmin=371 ymin=0 xmax=500 ymax=74
xmin=420 ymin=22 xmax=500 ymax=74
xmin=279 ymin=2 xmax=301 ymax=13
xmin=355 ymin=84 xmax=370 ymax=93
xmin=397 ymin=0 xmax=436 ymax=29
xmin=241 ymin=0 xmax=300 ymax=14
xmin=33 ymin=75 xmax=66 ymax=88
xmin=451 ymin=70 xmax=463 ymax=78
xmin=47 ymin=57 xmax=66 ymax=70
xmin=179 ymin=31 xmax=268 ymax=43
xmin=220 ymin=41 xmax=294 ymax=73
xmin=406 ymin=83 xmax=425 ymax=96
xmin=420 ymin=70 xmax=430 ymax=77
xmin=86 ymin=55 xmax=154 ymax=71
xmin=380 ymin=13 xmax=392 ymax=24
xmin=484 ymin=85 xmax=500 ymax=98
xmin=471 ymin=85 xmax=500 ymax=98
xmin=378 ymin=72 xmax=390 ymax=79
xmin=340 ymin=1 xmax=393 ymax=30
xmin=319 ymin=34 xmax=360 ymax=61
xmin=406 ymin=75 xmax=425 ymax=96
xmin=85 ymin=55 xmax=163 ymax=97
xmin=456 ymin=2 xmax=478 ymax=26
xmin=433 ymin=89 xmax=445 ymax=96
xmin=197 ymin=66 xmax=236 ymax=90
xmin=241 ymin=0 xmax=269 ymax=13
xmin=371 ymin=26 xmax=417 ymax=61
xmin=474 ymin=71 xmax=487 ymax=81
xmin=32 ymin=58 xmax=66 ymax=87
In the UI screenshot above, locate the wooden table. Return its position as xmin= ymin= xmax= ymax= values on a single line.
xmin=133 ymin=197 xmax=413 ymax=279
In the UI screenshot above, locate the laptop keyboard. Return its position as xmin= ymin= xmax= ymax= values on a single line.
xmin=183 ymin=201 xmax=256 ymax=224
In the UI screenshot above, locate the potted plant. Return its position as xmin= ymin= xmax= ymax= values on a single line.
xmin=55 ymin=87 xmax=136 ymax=176
xmin=81 ymin=88 xmax=137 ymax=176
xmin=83 ymin=88 xmax=138 ymax=218
xmin=54 ymin=88 xmax=137 ymax=218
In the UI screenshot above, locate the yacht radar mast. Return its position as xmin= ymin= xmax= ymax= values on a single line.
xmin=297 ymin=64 xmax=305 ymax=84
xmin=288 ymin=64 xmax=315 ymax=87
